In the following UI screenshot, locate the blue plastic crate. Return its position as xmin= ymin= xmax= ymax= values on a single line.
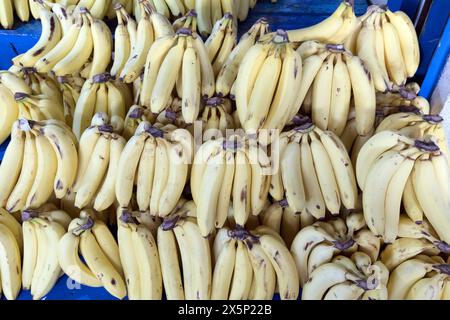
xmin=0 ymin=0 xmax=448 ymax=300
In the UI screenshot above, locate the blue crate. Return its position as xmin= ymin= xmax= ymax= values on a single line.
xmin=0 ymin=0 xmax=448 ymax=300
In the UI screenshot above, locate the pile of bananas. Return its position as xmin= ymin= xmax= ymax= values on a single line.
xmin=0 ymin=0 xmax=449 ymax=301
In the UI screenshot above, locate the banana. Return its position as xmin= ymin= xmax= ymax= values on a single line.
xmin=235 ymin=42 xmax=270 ymax=125
xmin=229 ymin=240 xmax=253 ymax=300
xmin=115 ymin=122 xmax=149 ymax=207
xmin=139 ymin=35 xmax=177 ymax=108
xmin=117 ymin=220 xmax=140 ymax=300
xmin=344 ymin=54 xmax=376 ymax=135
xmin=157 ymin=226 xmax=184 ymax=300
xmin=385 ymin=9 xmax=420 ymax=77
xmin=287 ymin=1 xmax=348 ymax=43
xmin=413 ymin=153 xmax=450 ymax=244
xmin=0 ymin=123 xmax=25 ymax=207
xmin=132 ymin=224 xmax=162 ymax=299
xmin=356 ymin=131 xmax=412 ymax=190
xmin=280 ymin=141 xmax=305 ymax=214
xmin=309 ymin=131 xmax=341 ymax=214
xmin=381 ymin=238 xmax=438 ymax=271
xmin=150 ymin=35 xmax=185 ymax=113
xmin=181 ymin=37 xmax=201 ymax=124
xmin=21 ymin=219 xmax=37 ymax=290
xmin=6 ymin=131 xmax=37 ymax=212
xmin=0 ymin=0 xmax=14 ymax=29
xmin=31 ymin=219 xmax=65 ymax=300
xmin=79 ymin=228 xmax=126 ymax=299
xmin=75 ymin=134 xmax=110 ymax=209
xmin=192 ymin=30 xmax=215 ymax=99
xmin=135 ymin=137 xmax=156 ymax=212
xmin=149 ymin=138 xmax=170 ymax=216
xmin=216 ymin=18 xmax=268 ymax=96
xmin=260 ymin=234 xmax=299 ymax=300
xmin=0 ymin=223 xmax=21 ymax=300
xmin=311 ymin=53 xmax=334 ymax=130
xmin=292 ymin=50 xmax=330 ymax=122
xmin=233 ymin=149 xmax=252 ymax=226
xmin=53 ymin=11 xmax=93 ymax=76
xmin=94 ymin=134 xmax=126 ymax=212
xmin=406 ymin=273 xmax=447 ymax=300
xmin=244 ymin=40 xmax=283 ymax=132
xmin=88 ymin=14 xmax=112 ymax=78
xmin=110 ymin=5 xmax=131 ymax=78
xmin=328 ymin=54 xmax=351 ymax=136
xmin=381 ymin=14 xmax=407 ymax=86
xmin=387 ymin=258 xmax=433 ymax=299
xmin=317 ymin=128 xmax=357 ymax=210
xmin=196 ymin=0 xmax=212 ymax=36
xmin=211 ymin=238 xmax=236 ymax=300
xmin=25 ymin=133 xmax=57 ymax=209
xmin=58 ymin=221 xmax=102 ymax=287
xmin=119 ymin=3 xmax=154 ymax=83
xmin=18 ymin=6 xmax=62 ymax=67
xmin=356 ymin=12 xmax=391 ymax=92
xmin=197 ymin=150 xmax=225 ymax=236
xmin=0 ymin=85 xmax=19 ymax=145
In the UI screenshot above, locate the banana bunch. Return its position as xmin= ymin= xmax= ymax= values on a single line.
xmin=191 ymin=135 xmax=272 ymax=237
xmin=0 ymin=208 xmax=22 ymax=300
xmin=119 ymin=1 xmax=174 ymax=83
xmin=0 ymin=119 xmax=78 ymax=211
xmin=354 ymin=5 xmax=420 ymax=91
xmin=29 ymin=8 xmax=112 ymax=78
xmin=157 ymin=213 xmax=212 ymax=300
xmin=140 ymin=23 xmax=214 ymax=123
xmin=380 ymin=215 xmax=449 ymax=271
xmin=58 ymin=211 xmax=126 ymax=299
xmin=72 ymin=73 xmax=131 ymax=139
xmin=270 ymin=119 xmax=358 ymax=221
xmin=117 ymin=209 xmax=162 ymax=300
xmin=376 ymin=112 xmax=449 ymax=161
xmin=235 ymin=30 xmax=302 ymax=135
xmin=200 ymin=97 xmax=235 ymax=136
xmin=287 ymin=1 xmax=356 ymax=44
xmin=205 ymin=13 xmax=237 ymax=76
xmin=212 ymin=225 xmax=299 ymax=300
xmin=356 ymin=131 xmax=450 ymax=243
xmin=296 ymin=42 xmax=376 ymax=136
xmin=123 ymin=105 xmax=154 ymax=140
xmin=116 ymin=121 xmax=194 ymax=216
xmin=215 ymin=17 xmax=269 ymax=97
xmin=302 ymin=252 xmax=389 ymax=300
xmin=72 ymin=113 xmax=126 ymax=211
xmin=388 ymin=255 xmax=450 ymax=300
xmin=21 ymin=208 xmax=71 ymax=300
xmin=291 ymin=213 xmax=380 ymax=287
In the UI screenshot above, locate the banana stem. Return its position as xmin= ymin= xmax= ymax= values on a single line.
xmin=433 ymin=264 xmax=450 ymax=275
xmin=434 ymin=241 xmax=450 ymax=254
xmin=278 ymin=199 xmax=289 ymax=208
xmin=422 ymin=114 xmax=443 ymax=124
xmin=161 ymin=215 xmax=180 ymax=231
xmin=332 ymin=239 xmax=355 ymax=251
xmin=21 ymin=210 xmax=39 ymax=221
xmin=414 ymin=140 xmax=440 ymax=152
